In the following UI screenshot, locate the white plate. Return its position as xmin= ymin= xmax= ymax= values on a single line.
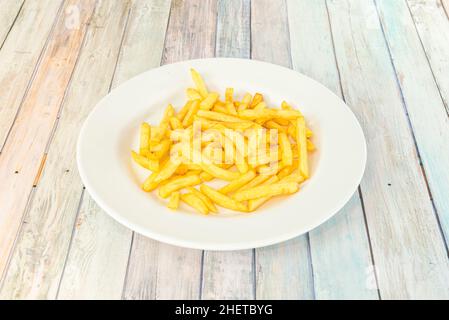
xmin=77 ymin=58 xmax=366 ymax=250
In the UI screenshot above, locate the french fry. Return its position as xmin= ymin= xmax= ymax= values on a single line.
xmin=187 ymin=187 xmax=217 ymax=213
xmin=177 ymin=100 xmax=192 ymax=122
xmin=148 ymin=139 xmax=171 ymax=160
xmin=225 ymin=88 xmax=234 ymax=102
xmin=190 ymin=68 xmax=208 ymax=98
xmin=186 ymin=88 xmax=202 ymax=100
xmin=200 ymin=184 xmax=247 ymax=212
xmin=167 ymin=192 xmax=180 ymax=209
xmin=279 ymin=132 xmax=293 ymax=166
xmin=225 ymin=102 xmax=237 ymax=115
xmin=140 ymin=122 xmax=151 ymax=156
xmin=237 ymin=93 xmax=252 ymax=111
xmin=247 ymin=176 xmax=280 ymax=211
xmin=296 ymin=117 xmax=309 ymax=179
xmin=182 ymin=100 xmax=200 ymax=127
xmin=142 ymin=171 xmax=159 ymax=192
xmin=212 ymin=104 xmax=230 ymax=114
xmin=154 ymin=159 xmax=181 ymax=184
xmin=197 ymin=110 xmax=249 ymax=123
xmin=239 ymin=109 xmax=302 ymax=120
xmin=131 ymin=151 xmax=159 ymax=171
xmin=169 ymin=117 xmax=183 ymax=130
xmin=236 ymin=174 xmax=272 ymax=192
xmin=219 ymin=170 xmax=256 ymax=194
xmin=199 ymin=161 xmax=241 ymax=181
xmin=233 ymin=182 xmax=299 ymax=202
xmin=181 ymin=193 xmax=209 ymax=214
xmin=200 ymin=171 xmax=215 ymax=182
xmin=307 ymin=139 xmax=316 ymax=151
xmin=250 ymin=93 xmax=263 ymax=108
xmin=158 ymin=174 xmax=202 ymax=198
xmin=200 ymin=92 xmax=219 ymax=110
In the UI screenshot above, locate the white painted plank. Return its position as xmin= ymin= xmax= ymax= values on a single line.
xmin=0 ymin=0 xmax=129 ymax=299
xmin=122 ymin=0 xmax=217 ymax=300
xmin=287 ymin=0 xmax=377 ymax=299
xmin=327 ymin=0 xmax=449 ymax=299
xmin=251 ymin=0 xmax=314 ymax=300
xmin=0 ymin=0 xmax=24 ymax=47
xmin=0 ymin=0 xmax=62 ymax=148
xmin=58 ymin=0 xmax=172 ymax=300
xmin=0 ymin=0 xmax=94 ymax=286
xmin=376 ymin=0 xmax=449 ymax=275
xmin=200 ymin=0 xmax=254 ymax=300
xmin=406 ymin=0 xmax=449 ymax=114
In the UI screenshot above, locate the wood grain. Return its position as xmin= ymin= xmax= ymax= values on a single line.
xmin=0 ymin=0 xmax=129 ymax=299
xmin=0 ymin=0 xmax=63 ymax=149
xmin=58 ymin=0 xmax=171 ymax=300
xmin=0 ymin=0 xmax=24 ymax=47
xmin=122 ymin=0 xmax=217 ymax=300
xmin=376 ymin=0 xmax=449 ymax=271
xmin=406 ymin=0 xmax=449 ymax=115
xmin=0 ymin=0 xmax=95 ymax=285
xmin=201 ymin=0 xmax=254 ymax=300
xmin=251 ymin=0 xmax=314 ymax=300
xmin=287 ymin=0 xmax=378 ymax=300
xmin=327 ymin=0 xmax=449 ymax=299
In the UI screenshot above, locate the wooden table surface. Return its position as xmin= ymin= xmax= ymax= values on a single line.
xmin=0 ymin=0 xmax=448 ymax=300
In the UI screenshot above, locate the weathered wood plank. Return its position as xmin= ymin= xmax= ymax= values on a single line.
xmin=443 ymin=0 xmax=449 ymax=18
xmin=200 ymin=0 xmax=254 ymax=300
xmin=406 ymin=0 xmax=449 ymax=114
xmin=377 ymin=0 xmax=449 ymax=273
xmin=0 ymin=0 xmax=95 ymax=285
xmin=327 ymin=0 xmax=449 ymax=299
xmin=58 ymin=0 xmax=171 ymax=300
xmin=0 ymin=0 xmax=63 ymax=149
xmin=122 ymin=0 xmax=217 ymax=300
xmin=0 ymin=0 xmax=24 ymax=47
xmin=0 ymin=0 xmax=130 ymax=299
xmin=287 ymin=0 xmax=378 ymax=300
xmin=251 ymin=0 xmax=314 ymax=300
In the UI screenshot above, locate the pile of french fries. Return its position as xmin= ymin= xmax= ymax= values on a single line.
xmin=131 ymin=68 xmax=315 ymax=214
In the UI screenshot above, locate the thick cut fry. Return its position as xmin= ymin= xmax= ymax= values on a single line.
xmin=219 ymin=170 xmax=256 ymax=194
xmin=280 ymin=171 xmax=305 ymax=184
xmin=140 ymin=122 xmax=151 ymax=156
xmin=154 ymin=159 xmax=181 ymax=184
xmin=182 ymin=100 xmax=200 ymax=127
xmin=187 ymin=187 xmax=217 ymax=213
xmin=277 ymin=160 xmax=299 ymax=180
xmin=247 ymin=175 xmax=280 ymax=211
xmin=181 ymin=193 xmax=209 ymax=214
xmin=200 ymin=92 xmax=219 ymax=110
xmin=225 ymin=88 xmax=234 ymax=102
xmin=197 ymin=110 xmax=249 ymax=123
xmin=212 ymin=105 xmax=229 ymax=114
xmin=279 ymin=132 xmax=293 ymax=166
xmin=190 ymin=68 xmax=208 ymax=97
xmin=233 ymin=182 xmax=299 ymax=202
xmin=264 ymin=120 xmax=286 ymax=133
xmin=158 ymin=174 xmax=202 ymax=198
xmin=200 ymin=185 xmax=247 ymax=212
xmin=186 ymin=88 xmax=202 ymax=100
xmin=167 ymin=192 xmax=180 ymax=209
xmin=131 ymin=151 xmax=159 ymax=171
xmin=296 ymin=117 xmax=309 ymax=179
xmin=253 ymin=102 xmax=266 ymax=111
